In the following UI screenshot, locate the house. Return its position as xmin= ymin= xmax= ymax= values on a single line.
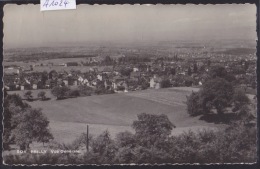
xmin=57 ymin=79 xmax=64 ymax=87
xmin=78 ymin=76 xmax=84 ymax=83
xmin=150 ymin=75 xmax=162 ymax=89
xmin=24 ymin=78 xmax=31 ymax=84
xmin=91 ymin=79 xmax=97 ymax=86
xmin=114 ymin=71 xmax=120 ymax=75
xmin=32 ymin=80 xmax=38 ymax=89
xmin=45 ymin=79 xmax=51 ymax=88
xmin=91 ymin=67 xmax=99 ymax=73
xmin=20 ymin=80 xmax=31 ymax=90
xmin=133 ymin=67 xmax=139 ymax=72
xmin=20 ymin=81 xmax=28 ymax=90
xmin=150 ymin=78 xmax=155 ymax=88
xmin=4 ymin=68 xmax=19 ymax=75
xmin=73 ymin=80 xmax=78 ymax=86
xmin=113 ymin=80 xmax=128 ymax=92
xmin=5 ymin=85 xmax=10 ymax=90
xmin=63 ymin=78 xmax=69 ymax=86
xmin=104 ymin=80 xmax=113 ymax=90
xmin=83 ymin=78 xmax=89 ymax=85
xmin=97 ymin=74 xmax=103 ymax=81
xmin=32 ymin=84 xmax=37 ymax=90
xmin=112 ymin=76 xmax=127 ymax=91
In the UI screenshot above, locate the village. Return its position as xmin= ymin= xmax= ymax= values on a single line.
xmin=4 ymin=51 xmax=256 ymax=97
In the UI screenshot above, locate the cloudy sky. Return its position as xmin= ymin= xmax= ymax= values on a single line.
xmin=4 ymin=4 xmax=256 ymax=48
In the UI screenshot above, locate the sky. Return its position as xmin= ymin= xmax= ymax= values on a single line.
xmin=3 ymin=4 xmax=257 ymax=48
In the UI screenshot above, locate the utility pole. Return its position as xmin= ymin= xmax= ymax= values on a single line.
xmin=86 ymin=124 xmax=89 ymax=152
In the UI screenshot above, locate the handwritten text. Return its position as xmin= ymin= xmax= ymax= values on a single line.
xmin=41 ymin=0 xmax=76 ymax=11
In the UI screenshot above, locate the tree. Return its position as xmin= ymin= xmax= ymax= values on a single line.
xmin=208 ymin=65 xmax=236 ymax=83
xmin=244 ymin=61 xmax=249 ymax=71
xmin=184 ymin=76 xmax=194 ymax=87
xmin=193 ymin=63 xmax=198 ymax=73
xmin=76 ymin=132 xmax=93 ymax=151
xmin=232 ymin=66 xmax=246 ymax=75
xmin=38 ymin=91 xmax=46 ymax=101
xmin=187 ymin=67 xmax=192 ymax=76
xmin=186 ymin=91 xmax=205 ymax=116
xmin=103 ymin=56 xmax=113 ymax=65
xmin=13 ymin=108 xmax=53 ymax=150
xmin=5 ymin=94 xmax=28 ymax=109
xmin=78 ymin=85 xmax=93 ymax=96
xmin=41 ymin=71 xmax=48 ymax=87
xmin=138 ymin=78 xmax=149 ymax=90
xmin=49 ymin=70 xmax=58 ymax=79
xmin=115 ymin=131 xmax=136 ymax=148
xmin=200 ymin=78 xmax=234 ymax=115
xmin=3 ymin=94 xmax=24 ymax=149
xmin=51 ymin=86 xmax=70 ymax=100
xmin=4 ymin=88 xmax=8 ymax=98
xmin=24 ymin=91 xmax=33 ymax=101
xmin=207 ymin=59 xmax=211 ymax=66
xmin=209 ymin=65 xmax=227 ymax=79
xmin=224 ymin=74 xmax=237 ymax=83
xmin=232 ymin=89 xmax=250 ymax=113
xmin=95 ymin=80 xmax=106 ymax=95
xmin=170 ymin=67 xmax=176 ymax=75
xmin=132 ymin=113 xmax=175 ymax=147
xmin=119 ymin=67 xmax=132 ymax=77
xmin=67 ymin=89 xmax=80 ymax=98
xmin=251 ymin=80 xmax=256 ymax=89
xmin=91 ymin=130 xmax=117 ymax=163
xmin=161 ymin=79 xmax=172 ymax=88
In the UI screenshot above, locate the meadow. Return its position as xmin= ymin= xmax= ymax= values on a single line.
xmin=7 ymin=87 xmax=223 ymax=144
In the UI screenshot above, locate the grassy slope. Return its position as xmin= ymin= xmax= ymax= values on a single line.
xmin=28 ymin=88 xmax=209 ymax=127
xmin=21 ymin=87 xmax=221 ymax=143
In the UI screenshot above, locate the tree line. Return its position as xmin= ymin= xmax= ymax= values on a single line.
xmin=4 ymin=112 xmax=256 ymax=164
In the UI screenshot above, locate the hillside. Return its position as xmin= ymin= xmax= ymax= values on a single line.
xmin=24 ymin=87 xmax=222 ymax=143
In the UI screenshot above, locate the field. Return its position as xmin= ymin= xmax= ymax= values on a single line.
xmin=6 ymin=87 xmax=226 ymax=144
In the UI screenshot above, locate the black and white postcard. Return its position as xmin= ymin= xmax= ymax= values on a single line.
xmin=2 ymin=4 xmax=257 ymax=165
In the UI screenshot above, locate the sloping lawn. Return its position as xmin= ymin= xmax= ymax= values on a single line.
xmin=23 ymin=87 xmax=224 ymax=143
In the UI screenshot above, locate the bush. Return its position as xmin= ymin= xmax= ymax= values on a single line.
xmin=167 ymin=124 xmax=256 ymax=163
xmin=78 ymin=85 xmax=93 ymax=96
xmin=37 ymin=91 xmax=46 ymax=101
xmin=67 ymin=89 xmax=80 ymax=98
xmin=90 ymin=130 xmax=117 ymax=163
xmin=115 ymin=131 xmax=136 ymax=148
xmin=24 ymin=91 xmax=33 ymax=101
xmin=161 ymin=79 xmax=172 ymax=88
xmin=132 ymin=113 xmax=175 ymax=148
xmin=117 ymin=86 xmax=125 ymax=91
xmin=51 ymin=86 xmax=70 ymax=100
xmin=232 ymin=89 xmax=250 ymax=113
xmin=115 ymin=146 xmax=137 ymax=163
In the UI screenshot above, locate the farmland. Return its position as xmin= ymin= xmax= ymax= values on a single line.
xmin=9 ymin=87 xmax=224 ymax=143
